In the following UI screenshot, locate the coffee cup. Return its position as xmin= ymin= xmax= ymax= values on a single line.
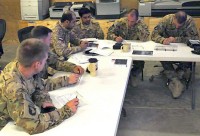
xmin=86 ymin=58 xmax=98 ymax=76
xmin=121 ymin=43 xmax=131 ymax=52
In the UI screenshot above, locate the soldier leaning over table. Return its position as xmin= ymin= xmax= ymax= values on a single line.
xmin=72 ymin=7 xmax=104 ymax=39
xmin=0 ymin=39 xmax=79 ymax=134
xmin=107 ymin=8 xmax=150 ymax=87
xmin=51 ymin=10 xmax=88 ymax=60
xmin=151 ymin=11 xmax=200 ymax=98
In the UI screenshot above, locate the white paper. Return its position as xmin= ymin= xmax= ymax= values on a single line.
xmin=51 ymin=91 xmax=87 ymax=109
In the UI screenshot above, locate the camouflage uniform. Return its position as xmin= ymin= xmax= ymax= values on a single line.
xmin=51 ymin=21 xmax=83 ymax=59
xmin=72 ymin=19 xmax=104 ymax=39
xmin=40 ymin=51 xmax=76 ymax=79
xmin=4 ymin=52 xmax=77 ymax=88
xmin=0 ymin=61 xmax=73 ymax=134
xmin=151 ymin=14 xmax=199 ymax=98
xmin=107 ymin=17 xmax=150 ymax=78
xmin=107 ymin=17 xmax=150 ymax=42
xmin=151 ymin=14 xmax=199 ymax=74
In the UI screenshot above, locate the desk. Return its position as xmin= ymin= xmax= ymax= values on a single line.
xmin=1 ymin=56 xmax=132 ymax=136
xmin=96 ymin=40 xmax=200 ymax=109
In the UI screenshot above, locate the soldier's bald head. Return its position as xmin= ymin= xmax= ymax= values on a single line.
xmin=61 ymin=10 xmax=76 ymax=23
xmin=127 ymin=9 xmax=139 ymax=20
xmin=175 ymin=11 xmax=187 ymax=24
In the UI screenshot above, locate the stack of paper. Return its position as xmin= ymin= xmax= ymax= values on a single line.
xmin=154 ymin=44 xmax=178 ymax=51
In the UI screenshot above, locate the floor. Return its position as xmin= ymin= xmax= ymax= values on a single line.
xmin=1 ymin=45 xmax=200 ymax=136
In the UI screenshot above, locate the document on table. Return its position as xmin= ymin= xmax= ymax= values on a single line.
xmin=132 ymin=50 xmax=153 ymax=55
xmin=154 ymin=44 xmax=178 ymax=51
xmin=51 ymin=91 xmax=87 ymax=109
xmin=71 ymin=54 xmax=89 ymax=64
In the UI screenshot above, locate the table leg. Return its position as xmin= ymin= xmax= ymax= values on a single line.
xmin=191 ymin=62 xmax=196 ymax=110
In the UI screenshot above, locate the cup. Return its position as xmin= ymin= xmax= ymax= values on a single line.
xmin=121 ymin=43 xmax=131 ymax=52
xmin=86 ymin=58 xmax=98 ymax=76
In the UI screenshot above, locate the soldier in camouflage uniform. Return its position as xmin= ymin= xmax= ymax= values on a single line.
xmin=107 ymin=9 xmax=150 ymax=87
xmin=151 ymin=11 xmax=199 ymax=98
xmin=31 ymin=26 xmax=84 ymax=85
xmin=0 ymin=38 xmax=79 ymax=134
xmin=72 ymin=7 xmax=104 ymax=39
xmin=51 ymin=10 xmax=88 ymax=60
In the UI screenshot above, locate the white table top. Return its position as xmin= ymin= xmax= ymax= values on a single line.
xmin=96 ymin=40 xmax=200 ymax=62
xmin=1 ymin=56 xmax=132 ymax=136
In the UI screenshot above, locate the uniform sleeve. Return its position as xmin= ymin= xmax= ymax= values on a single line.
xmin=3 ymin=80 xmax=73 ymax=135
xmin=48 ymin=52 xmax=76 ymax=72
xmin=95 ymin=23 xmax=104 ymax=39
xmin=43 ymin=76 xmax=70 ymax=91
xmin=175 ymin=18 xmax=200 ymax=43
xmin=137 ymin=21 xmax=150 ymax=41
xmin=107 ymin=20 xmax=119 ymax=40
xmin=151 ymin=18 xmax=167 ymax=44
xmin=51 ymin=28 xmax=82 ymax=58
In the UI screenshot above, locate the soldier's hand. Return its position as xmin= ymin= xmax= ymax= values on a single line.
xmin=115 ymin=36 xmax=123 ymax=43
xmin=66 ymin=98 xmax=79 ymax=113
xmin=68 ymin=74 xmax=79 ymax=84
xmin=169 ymin=37 xmax=176 ymax=43
xmin=163 ymin=38 xmax=171 ymax=45
xmin=73 ymin=65 xmax=84 ymax=75
xmin=42 ymin=102 xmax=55 ymax=108
xmin=80 ymin=41 xmax=88 ymax=49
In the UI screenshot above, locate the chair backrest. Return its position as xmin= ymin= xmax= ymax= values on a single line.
xmin=0 ymin=19 xmax=6 ymax=56
xmin=0 ymin=19 xmax=6 ymax=42
xmin=17 ymin=26 xmax=34 ymax=43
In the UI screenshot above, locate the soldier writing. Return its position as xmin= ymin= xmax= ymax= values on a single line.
xmin=107 ymin=9 xmax=150 ymax=87
xmin=151 ymin=11 xmax=200 ymax=98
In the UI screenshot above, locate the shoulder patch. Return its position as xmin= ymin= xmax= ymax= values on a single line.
xmin=28 ymin=105 xmax=36 ymax=116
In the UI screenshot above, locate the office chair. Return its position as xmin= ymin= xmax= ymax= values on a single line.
xmin=149 ymin=62 xmax=193 ymax=90
xmin=17 ymin=26 xmax=34 ymax=43
xmin=0 ymin=19 xmax=6 ymax=58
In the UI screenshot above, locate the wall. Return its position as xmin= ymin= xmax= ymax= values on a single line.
xmin=51 ymin=0 xmax=138 ymax=9
xmin=0 ymin=0 xmax=21 ymax=45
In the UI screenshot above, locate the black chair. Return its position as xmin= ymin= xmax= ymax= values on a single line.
xmin=0 ymin=19 xmax=6 ymax=58
xmin=17 ymin=26 xmax=34 ymax=43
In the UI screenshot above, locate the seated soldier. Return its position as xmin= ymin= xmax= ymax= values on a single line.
xmin=0 ymin=38 xmax=79 ymax=134
xmin=107 ymin=9 xmax=150 ymax=87
xmin=72 ymin=7 xmax=104 ymax=39
xmin=151 ymin=11 xmax=199 ymax=98
xmin=51 ymin=10 xmax=88 ymax=60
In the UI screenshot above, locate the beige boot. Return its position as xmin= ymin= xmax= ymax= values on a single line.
xmin=168 ymin=77 xmax=184 ymax=98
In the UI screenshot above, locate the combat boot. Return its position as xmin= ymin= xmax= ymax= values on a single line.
xmin=168 ymin=77 xmax=184 ymax=98
xmin=163 ymin=70 xmax=176 ymax=79
xmin=176 ymin=70 xmax=184 ymax=80
xmin=183 ymin=68 xmax=191 ymax=81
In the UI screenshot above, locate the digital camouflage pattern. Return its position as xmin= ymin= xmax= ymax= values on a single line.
xmin=4 ymin=51 xmax=77 ymax=89
xmin=0 ymin=61 xmax=73 ymax=134
xmin=51 ymin=21 xmax=83 ymax=58
xmin=40 ymin=51 xmax=76 ymax=79
xmin=151 ymin=14 xmax=200 ymax=44
xmin=72 ymin=19 xmax=104 ymax=39
xmin=107 ymin=17 xmax=150 ymax=41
